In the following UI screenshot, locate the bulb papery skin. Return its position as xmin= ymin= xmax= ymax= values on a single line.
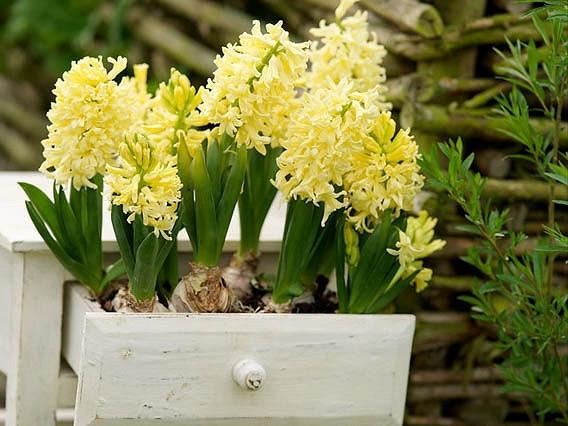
xmin=106 ymin=133 xmax=182 ymax=239
xmin=199 ymin=20 xmax=309 ymax=154
xmin=40 ymin=56 xmax=147 ymax=190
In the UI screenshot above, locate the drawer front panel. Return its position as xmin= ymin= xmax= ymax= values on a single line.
xmin=75 ymin=312 xmax=414 ymax=425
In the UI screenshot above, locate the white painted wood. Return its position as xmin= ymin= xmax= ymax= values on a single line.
xmin=5 ymin=251 xmax=65 ymax=426
xmin=0 ymin=249 xmax=21 ymax=374
xmin=62 ymin=283 xmax=104 ymax=373
xmin=232 ymin=359 xmax=266 ymax=391
xmin=0 ymin=172 xmax=286 ymax=253
xmin=64 ymin=284 xmax=414 ymax=426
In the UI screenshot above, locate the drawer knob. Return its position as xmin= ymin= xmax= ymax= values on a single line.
xmin=232 ymin=359 xmax=266 ymax=391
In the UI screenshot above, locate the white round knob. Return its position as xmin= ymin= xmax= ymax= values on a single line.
xmin=232 ymin=359 xmax=266 ymax=391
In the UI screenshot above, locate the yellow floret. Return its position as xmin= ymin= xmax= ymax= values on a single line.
xmin=145 ymin=68 xmax=209 ymax=159
xmin=387 ymin=210 xmax=446 ymax=266
xmin=307 ymin=0 xmax=389 ymax=110
xmin=274 ymin=78 xmax=382 ymax=224
xmin=40 ymin=56 xmax=147 ymax=189
xmin=344 ymin=112 xmax=424 ymax=232
xmin=199 ymin=21 xmax=309 ymax=153
xmin=106 ymin=133 xmax=182 ymax=239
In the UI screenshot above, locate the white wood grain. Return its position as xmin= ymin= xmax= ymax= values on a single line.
xmin=0 ymin=249 xmax=21 ymax=373
xmin=64 ymin=284 xmax=414 ymax=426
xmin=5 ymin=251 xmax=65 ymax=426
xmin=0 ymin=172 xmax=286 ymax=253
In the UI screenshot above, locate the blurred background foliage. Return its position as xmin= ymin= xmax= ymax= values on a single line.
xmin=0 ymin=0 xmax=567 ymax=425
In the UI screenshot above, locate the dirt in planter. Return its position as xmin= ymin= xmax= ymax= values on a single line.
xmin=95 ymin=275 xmax=338 ymax=314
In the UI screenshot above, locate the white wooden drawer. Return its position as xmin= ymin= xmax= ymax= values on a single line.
xmin=63 ymin=283 xmax=414 ymax=426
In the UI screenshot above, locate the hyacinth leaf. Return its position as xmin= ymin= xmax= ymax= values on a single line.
xmin=24 ymin=200 xmax=100 ymax=288
xmin=100 ymin=258 xmax=126 ymax=289
xmin=216 ymin=144 xmax=247 ymax=257
xmin=111 ymin=204 xmax=135 ymax=280
xmin=157 ymin=241 xmax=179 ymax=298
xmin=365 ymin=271 xmax=418 ymax=314
xmin=272 ymin=199 xmax=324 ymax=303
xmin=348 ymin=213 xmax=407 ymax=313
xmin=178 ymin=142 xmax=197 ymax=250
xmin=348 ymin=210 xmax=394 ymax=304
xmin=20 ymin=181 xmax=104 ymax=291
xmin=335 ymin=219 xmax=348 ymax=313
xmin=189 ymin=146 xmax=218 ymax=266
xmin=131 ymin=232 xmax=161 ymax=301
xmin=19 ymin=182 xmax=65 ymax=243
xmin=56 ymin=186 xmax=87 ymax=262
xmin=206 ymin=136 xmax=223 ymax=203
xmin=302 ymin=212 xmax=338 ymax=286
xmin=238 ymin=145 xmax=281 ymax=256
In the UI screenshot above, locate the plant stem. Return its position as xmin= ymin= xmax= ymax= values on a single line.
xmin=547 ymin=94 xmax=563 ymax=289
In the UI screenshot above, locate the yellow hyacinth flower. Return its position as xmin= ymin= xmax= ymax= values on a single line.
xmin=344 ymin=111 xmax=424 ymax=231
xmin=145 ymin=68 xmax=209 ymax=159
xmin=199 ymin=20 xmax=309 ymax=154
xmin=274 ymin=78 xmax=382 ymax=224
xmin=106 ymin=133 xmax=182 ymax=239
xmin=307 ymin=0 xmax=389 ymax=111
xmin=387 ymin=210 xmax=446 ymax=267
xmin=40 ymin=56 xmax=146 ymax=189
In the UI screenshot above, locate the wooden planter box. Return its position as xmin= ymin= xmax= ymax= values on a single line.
xmin=62 ymin=283 xmax=415 ymax=426
xmin=1 ymin=173 xmax=415 ymax=425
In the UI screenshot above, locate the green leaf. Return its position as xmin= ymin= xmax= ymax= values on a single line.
xmin=335 ymin=220 xmax=348 ymax=313
xmin=190 ymin=145 xmax=219 ymax=265
xmin=100 ymin=258 xmax=126 ymax=290
xmin=19 ymin=182 xmax=65 ymax=244
xmin=217 ymin=144 xmax=247 ymax=255
xmin=111 ymin=204 xmax=135 ymax=280
xmin=25 ymin=201 xmax=100 ymax=287
xmin=131 ymin=232 xmax=160 ymax=301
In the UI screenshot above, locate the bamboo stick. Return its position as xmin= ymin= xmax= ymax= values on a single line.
xmin=406 ymin=415 xmax=466 ymax=426
xmin=361 ymin=0 xmax=444 ymax=37
xmin=129 ymin=12 xmax=217 ymax=76
xmin=0 ymin=122 xmax=42 ymax=169
xmin=462 ymin=82 xmax=511 ymax=109
xmin=0 ymin=97 xmax=47 ymax=140
xmin=418 ymin=0 xmax=486 ymax=81
xmin=371 ymin=18 xmax=539 ymax=61
xmin=414 ymin=312 xmax=477 ymax=353
xmin=430 ymin=275 xmax=474 ymax=291
xmin=409 ymin=383 xmax=503 ymax=402
xmin=400 ymin=103 xmax=568 ymax=147
xmin=155 ymin=0 xmax=253 ymax=39
xmin=301 ymin=0 xmax=445 ymax=38
xmin=411 ymin=366 xmax=503 ymax=385
xmin=484 ymin=178 xmax=568 ymax=201
xmin=475 ymin=149 xmax=511 ymax=178
xmin=385 ymin=73 xmax=435 ymax=106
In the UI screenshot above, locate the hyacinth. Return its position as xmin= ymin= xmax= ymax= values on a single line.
xmin=387 ymin=211 xmax=446 ymax=266
xmin=307 ymin=0 xmax=389 ymax=111
xmin=106 ymin=133 xmax=182 ymax=239
xmin=145 ymin=68 xmax=209 ymax=158
xmin=344 ymin=112 xmax=424 ymax=231
xmin=199 ymin=20 xmax=309 ymax=154
xmin=40 ymin=56 xmax=146 ymax=190
xmin=387 ymin=211 xmax=445 ymax=291
xmin=274 ymin=78 xmax=382 ymax=223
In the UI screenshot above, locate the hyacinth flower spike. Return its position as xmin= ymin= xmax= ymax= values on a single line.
xmin=107 ymin=133 xmax=183 ymax=312
xmin=20 ymin=57 xmax=146 ymax=296
xmin=169 ymin=20 xmax=309 ymax=312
